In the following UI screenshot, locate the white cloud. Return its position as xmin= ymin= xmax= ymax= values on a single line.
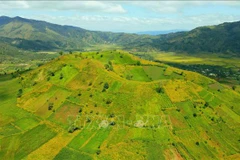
xmin=24 ymin=14 xmax=240 ymax=32
xmin=0 ymin=1 xmax=126 ymax=14
xmin=128 ymin=1 xmax=240 ymax=13
xmin=0 ymin=1 xmax=29 ymax=9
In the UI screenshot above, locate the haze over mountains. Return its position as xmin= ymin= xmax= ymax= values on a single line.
xmin=0 ymin=16 xmax=240 ymax=55
xmin=136 ymin=30 xmax=187 ymax=36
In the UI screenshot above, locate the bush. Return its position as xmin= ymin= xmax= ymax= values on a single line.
xmin=17 ymin=89 xmax=23 ymax=97
xmin=60 ymin=73 xmax=63 ymax=79
xmin=68 ymin=124 xmax=79 ymax=133
xmin=59 ymin=51 xmax=63 ymax=55
xmin=96 ymin=150 xmax=101 ymax=155
xmin=204 ymin=102 xmax=209 ymax=107
xmin=106 ymin=99 xmax=112 ymax=104
xmin=156 ymin=87 xmax=164 ymax=93
xmin=193 ymin=113 xmax=197 ymax=117
xmin=103 ymin=82 xmax=109 ymax=89
xmin=48 ymin=103 xmax=54 ymax=110
xmin=136 ymin=61 xmax=141 ymax=66
xmin=79 ymin=108 xmax=82 ymax=113
xmin=110 ymin=121 xmax=116 ymax=126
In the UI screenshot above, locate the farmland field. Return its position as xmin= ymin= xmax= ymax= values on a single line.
xmin=0 ymin=50 xmax=239 ymax=159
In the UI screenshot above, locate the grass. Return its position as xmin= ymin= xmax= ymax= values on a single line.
xmin=54 ymin=147 xmax=92 ymax=160
xmin=0 ymin=50 xmax=239 ymax=159
xmin=14 ymin=117 xmax=40 ymax=131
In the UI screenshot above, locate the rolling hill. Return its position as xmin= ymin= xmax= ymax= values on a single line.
xmin=0 ymin=16 xmax=240 ymax=55
xmin=0 ymin=51 xmax=239 ymax=159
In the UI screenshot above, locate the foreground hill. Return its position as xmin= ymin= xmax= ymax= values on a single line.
xmin=0 ymin=16 xmax=240 ymax=55
xmin=0 ymin=51 xmax=239 ymax=159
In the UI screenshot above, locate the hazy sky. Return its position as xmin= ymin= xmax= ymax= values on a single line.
xmin=1 ymin=1 xmax=240 ymax=32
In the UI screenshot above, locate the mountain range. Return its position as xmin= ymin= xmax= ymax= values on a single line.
xmin=0 ymin=16 xmax=240 ymax=54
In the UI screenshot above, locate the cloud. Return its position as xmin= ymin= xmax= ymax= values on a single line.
xmin=128 ymin=1 xmax=240 ymax=13
xmin=0 ymin=1 xmax=126 ymax=14
xmin=0 ymin=1 xmax=29 ymax=9
xmin=25 ymin=14 xmax=240 ymax=32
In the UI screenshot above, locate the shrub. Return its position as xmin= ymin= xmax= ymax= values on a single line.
xmin=110 ymin=121 xmax=116 ymax=126
xmin=103 ymin=82 xmax=109 ymax=89
xmin=204 ymin=102 xmax=209 ymax=107
xmin=96 ymin=150 xmax=101 ymax=155
xmin=106 ymin=99 xmax=112 ymax=104
xmin=79 ymin=108 xmax=82 ymax=113
xmin=60 ymin=73 xmax=63 ymax=79
xmin=136 ymin=61 xmax=141 ymax=66
xmin=48 ymin=103 xmax=54 ymax=110
xmin=156 ymin=87 xmax=164 ymax=93
xmin=59 ymin=51 xmax=63 ymax=55
xmin=193 ymin=113 xmax=197 ymax=117
xmin=68 ymin=124 xmax=79 ymax=133
xmin=17 ymin=89 xmax=23 ymax=97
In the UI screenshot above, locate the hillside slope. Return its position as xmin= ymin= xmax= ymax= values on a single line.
xmin=157 ymin=21 xmax=240 ymax=54
xmin=0 ymin=51 xmax=239 ymax=159
xmin=1 ymin=16 xmax=239 ymax=54
xmin=0 ymin=16 xmax=154 ymax=51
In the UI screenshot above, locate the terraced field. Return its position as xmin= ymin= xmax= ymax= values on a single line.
xmin=0 ymin=50 xmax=239 ymax=159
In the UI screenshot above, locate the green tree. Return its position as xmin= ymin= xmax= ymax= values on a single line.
xmin=17 ymin=89 xmax=23 ymax=97
xmin=156 ymin=87 xmax=164 ymax=93
xmin=136 ymin=61 xmax=141 ymax=66
xmin=104 ymin=82 xmax=109 ymax=89
xmin=48 ymin=103 xmax=54 ymax=110
xmin=59 ymin=51 xmax=63 ymax=55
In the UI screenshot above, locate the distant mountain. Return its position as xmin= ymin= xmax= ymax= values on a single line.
xmin=0 ymin=16 xmax=240 ymax=55
xmin=157 ymin=21 xmax=240 ymax=54
xmin=136 ymin=30 xmax=186 ymax=35
xmin=0 ymin=16 xmax=154 ymax=51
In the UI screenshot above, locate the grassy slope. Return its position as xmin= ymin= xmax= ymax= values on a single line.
xmin=0 ymin=50 xmax=239 ymax=160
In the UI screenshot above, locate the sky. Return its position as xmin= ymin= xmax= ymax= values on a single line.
xmin=0 ymin=1 xmax=240 ymax=33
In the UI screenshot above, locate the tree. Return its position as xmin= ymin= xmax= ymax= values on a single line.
xmin=17 ymin=89 xmax=23 ymax=97
xmin=103 ymin=82 xmax=109 ymax=89
xmin=204 ymin=102 xmax=209 ymax=107
xmin=48 ymin=103 xmax=54 ymax=110
xmin=79 ymin=108 xmax=82 ymax=113
xmin=60 ymin=73 xmax=63 ymax=79
xmin=136 ymin=61 xmax=141 ymax=66
xmin=232 ymin=86 xmax=236 ymax=90
xmin=69 ymin=51 xmax=73 ymax=54
xmin=156 ymin=87 xmax=164 ymax=93
xmin=96 ymin=150 xmax=101 ymax=155
xmin=59 ymin=51 xmax=63 ymax=55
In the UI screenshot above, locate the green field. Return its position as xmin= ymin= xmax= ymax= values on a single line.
xmin=0 ymin=50 xmax=239 ymax=159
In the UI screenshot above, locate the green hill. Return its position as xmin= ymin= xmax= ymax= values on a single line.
xmin=0 ymin=51 xmax=239 ymax=159
xmin=0 ymin=16 xmax=154 ymax=52
xmin=157 ymin=21 xmax=240 ymax=54
xmin=1 ymin=16 xmax=239 ymax=55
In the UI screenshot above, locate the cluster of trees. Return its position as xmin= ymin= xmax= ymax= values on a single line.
xmin=105 ymin=61 xmax=113 ymax=71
